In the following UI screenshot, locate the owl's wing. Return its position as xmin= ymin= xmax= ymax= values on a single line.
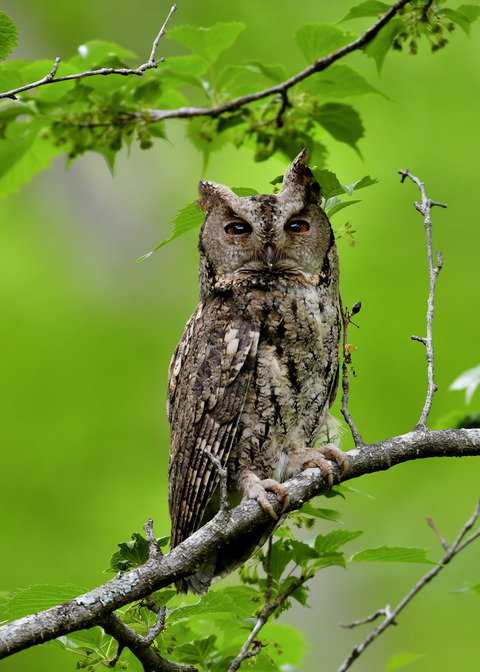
xmin=167 ymin=297 xmax=259 ymax=549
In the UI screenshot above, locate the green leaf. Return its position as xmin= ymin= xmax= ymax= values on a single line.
xmin=0 ymin=13 xmax=18 ymax=61
xmin=339 ymin=1 xmax=390 ymax=23
xmin=295 ymin=23 xmax=357 ymax=62
xmin=290 ymin=540 xmax=319 ymax=567
xmin=269 ymin=545 xmax=292 ymax=582
xmin=342 ymin=174 xmax=379 ymax=195
xmin=440 ymin=8 xmax=476 ymax=35
xmin=297 ymin=503 xmax=342 ymax=522
xmin=2 ymin=584 xmax=87 ymax=620
xmin=260 ymin=623 xmax=306 ymax=665
xmin=457 ymin=4 xmax=480 ymax=24
xmin=301 ymin=63 xmax=382 ymax=100
xmin=170 ymin=586 xmax=256 ymax=621
xmin=175 ymin=634 xmax=217 ymax=666
xmin=350 ymin=546 xmax=435 ymax=564
xmin=315 ymin=102 xmax=364 ymax=152
xmin=68 ymin=40 xmax=137 ymax=69
xmin=109 ymin=531 xmax=151 ymax=572
xmin=314 ymin=529 xmax=363 ymax=553
xmin=450 ymin=365 xmax=480 ymax=404
xmin=327 ymin=199 xmax=361 ymax=218
xmin=313 ymin=168 xmax=344 ymax=199
xmin=0 ymin=118 xmax=64 ymax=199
xmin=386 ymin=652 xmax=427 ymax=671
xmin=364 ymin=18 xmax=403 ymax=73
xmin=168 ymin=23 xmax=245 ymax=63
xmin=242 ymin=60 xmax=287 ymax=83
xmin=137 ymin=187 xmax=258 ymax=261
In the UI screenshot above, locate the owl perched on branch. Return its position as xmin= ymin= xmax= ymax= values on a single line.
xmin=167 ymin=148 xmax=346 ymax=593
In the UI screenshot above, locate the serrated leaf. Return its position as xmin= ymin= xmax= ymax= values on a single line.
xmin=450 ymin=365 xmax=480 ymax=404
xmin=387 ymin=652 xmax=427 ymax=671
xmin=313 ymin=168 xmax=344 ymax=200
xmin=295 ymin=24 xmax=357 ymax=62
xmin=0 ymin=118 xmax=64 ymax=199
xmin=350 ymin=546 xmax=434 ymax=564
xmin=166 ymin=55 xmax=209 ymax=77
xmin=440 ymin=7 xmax=475 ymax=35
xmin=68 ymin=40 xmax=136 ymax=69
xmin=151 ymin=588 xmax=177 ymax=607
xmin=170 ymin=586 xmax=255 ymax=621
xmin=0 ymin=12 xmax=18 ymax=61
xmin=168 ymin=23 xmax=245 ymax=63
xmin=175 ymin=634 xmax=217 ymax=665
xmin=458 ymin=4 xmax=480 ymax=24
xmin=137 ymin=187 xmax=258 ymax=261
xmin=339 ymin=1 xmax=391 ymax=23
xmin=298 ymin=503 xmax=342 ymax=521
xmin=342 ymin=174 xmax=379 ymax=195
xmin=315 ymin=102 xmax=364 ymax=152
xmin=290 ymin=540 xmax=319 ymax=566
xmin=301 ymin=64 xmax=382 ymax=100
xmin=269 ymin=546 xmax=292 ymax=582
xmin=364 ymin=18 xmax=403 ymax=73
xmin=242 ymin=60 xmax=287 ymax=83
xmin=2 ymin=584 xmax=87 ymax=620
xmin=315 ymin=529 xmax=363 ymax=553
xmin=326 ymin=199 xmax=361 ymax=218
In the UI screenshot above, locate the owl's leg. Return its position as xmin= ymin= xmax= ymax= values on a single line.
xmin=288 ymin=444 xmax=348 ymax=489
xmin=236 ymin=470 xmax=289 ymax=520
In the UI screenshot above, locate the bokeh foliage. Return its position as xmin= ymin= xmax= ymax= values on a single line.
xmin=0 ymin=1 xmax=479 ymax=671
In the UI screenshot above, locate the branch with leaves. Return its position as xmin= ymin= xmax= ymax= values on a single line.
xmin=0 ymin=1 xmax=479 ymax=197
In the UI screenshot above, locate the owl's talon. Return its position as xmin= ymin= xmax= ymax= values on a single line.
xmin=239 ymin=473 xmax=289 ymax=520
xmin=298 ymin=444 xmax=348 ymax=489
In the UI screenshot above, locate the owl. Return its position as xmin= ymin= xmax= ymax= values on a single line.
xmin=167 ymin=148 xmax=346 ymax=593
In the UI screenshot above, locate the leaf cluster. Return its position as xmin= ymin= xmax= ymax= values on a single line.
xmin=0 ymin=3 xmax=478 ymax=199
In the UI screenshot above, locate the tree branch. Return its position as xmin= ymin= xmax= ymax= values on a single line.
xmin=337 ymin=495 xmax=480 ymax=671
xmin=399 ymin=169 xmax=447 ymax=429
xmin=0 ymin=5 xmax=177 ymax=101
xmin=0 ymin=427 xmax=478 ymax=661
xmin=145 ymin=0 xmax=412 ymax=123
xmin=0 ymin=0 xmax=411 ymax=122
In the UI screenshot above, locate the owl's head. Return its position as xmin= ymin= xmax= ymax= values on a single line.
xmin=197 ymin=148 xmax=336 ymax=299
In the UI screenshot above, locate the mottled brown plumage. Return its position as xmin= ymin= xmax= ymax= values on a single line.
xmin=167 ymin=149 xmax=346 ymax=593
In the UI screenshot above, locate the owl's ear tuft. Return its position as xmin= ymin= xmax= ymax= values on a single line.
xmin=197 ymin=180 xmax=218 ymax=212
xmin=282 ymin=147 xmax=321 ymax=202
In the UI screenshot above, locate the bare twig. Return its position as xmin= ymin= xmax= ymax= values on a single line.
xmin=341 ymin=301 xmax=364 ymax=447
xmin=0 ymin=5 xmax=177 ymax=101
xmin=399 ymin=169 xmax=447 ymax=429
xmin=337 ymin=495 xmax=480 ymax=672
xmin=427 ymin=515 xmax=450 ymax=552
xmin=144 ymin=518 xmax=164 ymax=560
xmin=341 ymin=605 xmax=395 ymax=628
xmin=228 ymin=551 xmax=308 ymax=672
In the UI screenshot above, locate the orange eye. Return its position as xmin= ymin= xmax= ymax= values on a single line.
xmin=285 ymin=220 xmax=310 ymax=233
xmin=224 ymin=221 xmax=252 ymax=236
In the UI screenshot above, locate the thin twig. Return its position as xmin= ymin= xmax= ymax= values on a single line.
xmin=337 ymin=495 xmax=480 ymax=672
xmin=340 ymin=605 xmax=395 ymax=628
xmin=144 ymin=519 xmax=164 ymax=560
xmin=427 ymin=515 xmax=450 ymax=552
xmin=228 ymin=543 xmax=309 ymax=672
xmin=341 ymin=301 xmax=364 ymax=447
xmin=399 ymin=169 xmax=447 ymax=429
xmin=0 ymin=5 xmax=177 ymax=100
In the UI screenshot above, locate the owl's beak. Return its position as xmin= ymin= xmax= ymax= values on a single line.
xmin=265 ymin=245 xmax=275 ymax=272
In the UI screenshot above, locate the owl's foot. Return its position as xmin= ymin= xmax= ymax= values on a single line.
xmin=293 ymin=444 xmax=348 ymax=489
xmin=238 ymin=471 xmax=289 ymax=520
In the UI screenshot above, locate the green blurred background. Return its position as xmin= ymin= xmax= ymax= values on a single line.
xmin=1 ymin=1 xmax=479 ymax=670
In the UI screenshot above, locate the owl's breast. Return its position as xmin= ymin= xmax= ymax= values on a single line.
xmin=233 ymin=280 xmax=341 ymax=479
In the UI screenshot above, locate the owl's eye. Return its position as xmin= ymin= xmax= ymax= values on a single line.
xmin=224 ymin=221 xmax=253 ymax=236
xmin=285 ymin=220 xmax=310 ymax=234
